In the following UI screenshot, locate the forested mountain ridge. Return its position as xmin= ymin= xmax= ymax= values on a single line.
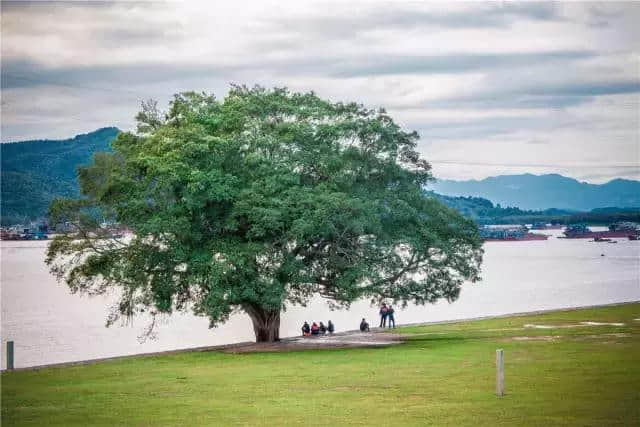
xmin=430 ymin=173 xmax=640 ymax=211
xmin=1 ymin=127 xmax=119 ymax=225
xmin=427 ymin=192 xmax=573 ymax=221
xmin=428 ymin=192 xmax=640 ymax=225
xmin=1 ymin=127 xmax=638 ymax=226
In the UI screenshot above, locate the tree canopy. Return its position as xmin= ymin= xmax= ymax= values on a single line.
xmin=46 ymin=86 xmax=483 ymax=342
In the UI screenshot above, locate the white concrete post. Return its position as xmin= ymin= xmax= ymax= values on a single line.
xmin=496 ymin=349 xmax=504 ymax=396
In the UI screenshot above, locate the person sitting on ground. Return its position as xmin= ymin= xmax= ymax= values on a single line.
xmin=302 ymin=321 xmax=311 ymax=336
xmin=327 ymin=320 xmax=335 ymax=334
xmin=387 ymin=305 xmax=396 ymax=328
xmin=379 ymin=303 xmax=388 ymax=328
xmin=311 ymin=322 xmax=320 ymax=335
xmin=360 ymin=318 xmax=370 ymax=332
xmin=319 ymin=321 xmax=327 ymax=334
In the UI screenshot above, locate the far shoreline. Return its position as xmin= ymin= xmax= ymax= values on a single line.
xmin=3 ymin=300 xmax=638 ymax=373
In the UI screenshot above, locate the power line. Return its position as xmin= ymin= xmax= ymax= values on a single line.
xmin=4 ymin=73 xmax=640 ymax=172
xmin=428 ymin=160 xmax=639 ymax=169
xmin=1 ymin=73 xmax=161 ymax=129
xmin=2 ymin=73 xmax=165 ymax=102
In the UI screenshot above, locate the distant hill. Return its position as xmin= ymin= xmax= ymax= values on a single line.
xmin=429 ymin=192 xmax=640 ymax=225
xmin=2 ymin=129 xmax=638 ymax=227
xmin=1 ymin=127 xmax=119 ymax=225
xmin=428 ymin=192 xmax=572 ymax=223
xmin=429 ymin=174 xmax=640 ymax=211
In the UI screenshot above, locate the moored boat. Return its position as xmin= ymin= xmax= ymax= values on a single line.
xmin=480 ymin=225 xmax=548 ymax=242
xmin=530 ymin=222 xmax=564 ymax=230
xmin=563 ymin=222 xmax=639 ymax=239
xmin=0 ymin=224 xmax=49 ymax=240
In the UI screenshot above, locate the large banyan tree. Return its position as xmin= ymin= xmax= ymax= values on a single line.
xmin=46 ymin=86 xmax=483 ymax=342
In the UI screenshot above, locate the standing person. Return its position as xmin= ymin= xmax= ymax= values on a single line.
xmin=379 ymin=303 xmax=388 ymax=328
xmin=327 ymin=320 xmax=335 ymax=334
xmin=360 ymin=318 xmax=370 ymax=332
xmin=387 ymin=305 xmax=395 ymax=328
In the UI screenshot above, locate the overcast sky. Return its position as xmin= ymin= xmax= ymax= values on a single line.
xmin=2 ymin=1 xmax=639 ymax=183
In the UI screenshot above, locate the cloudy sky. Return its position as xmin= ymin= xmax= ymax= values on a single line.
xmin=2 ymin=1 xmax=639 ymax=183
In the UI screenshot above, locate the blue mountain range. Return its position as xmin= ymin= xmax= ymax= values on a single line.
xmin=1 ymin=127 xmax=638 ymax=224
xmin=429 ymin=173 xmax=640 ymax=211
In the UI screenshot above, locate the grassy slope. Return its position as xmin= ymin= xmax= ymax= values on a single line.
xmin=2 ymin=304 xmax=639 ymax=426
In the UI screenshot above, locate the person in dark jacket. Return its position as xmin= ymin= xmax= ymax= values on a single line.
xmin=319 ymin=322 xmax=327 ymax=334
xmin=302 ymin=321 xmax=311 ymax=336
xmin=327 ymin=320 xmax=335 ymax=334
xmin=311 ymin=322 xmax=320 ymax=335
xmin=387 ymin=305 xmax=396 ymax=328
xmin=379 ymin=303 xmax=388 ymax=327
xmin=360 ymin=318 xmax=370 ymax=332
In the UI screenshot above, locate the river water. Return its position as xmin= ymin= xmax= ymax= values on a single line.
xmin=2 ymin=229 xmax=639 ymax=369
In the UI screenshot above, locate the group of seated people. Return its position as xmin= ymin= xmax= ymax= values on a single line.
xmin=301 ymin=320 xmax=335 ymax=336
xmin=301 ymin=316 xmax=385 ymax=336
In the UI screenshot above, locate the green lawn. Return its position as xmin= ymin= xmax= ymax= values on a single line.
xmin=3 ymin=303 xmax=640 ymax=426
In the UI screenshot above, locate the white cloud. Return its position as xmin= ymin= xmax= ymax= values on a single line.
xmin=1 ymin=0 xmax=638 ymax=183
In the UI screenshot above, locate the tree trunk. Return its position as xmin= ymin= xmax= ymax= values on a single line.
xmin=244 ymin=304 xmax=281 ymax=343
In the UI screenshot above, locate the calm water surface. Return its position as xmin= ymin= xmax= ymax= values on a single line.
xmin=2 ymin=229 xmax=639 ymax=368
